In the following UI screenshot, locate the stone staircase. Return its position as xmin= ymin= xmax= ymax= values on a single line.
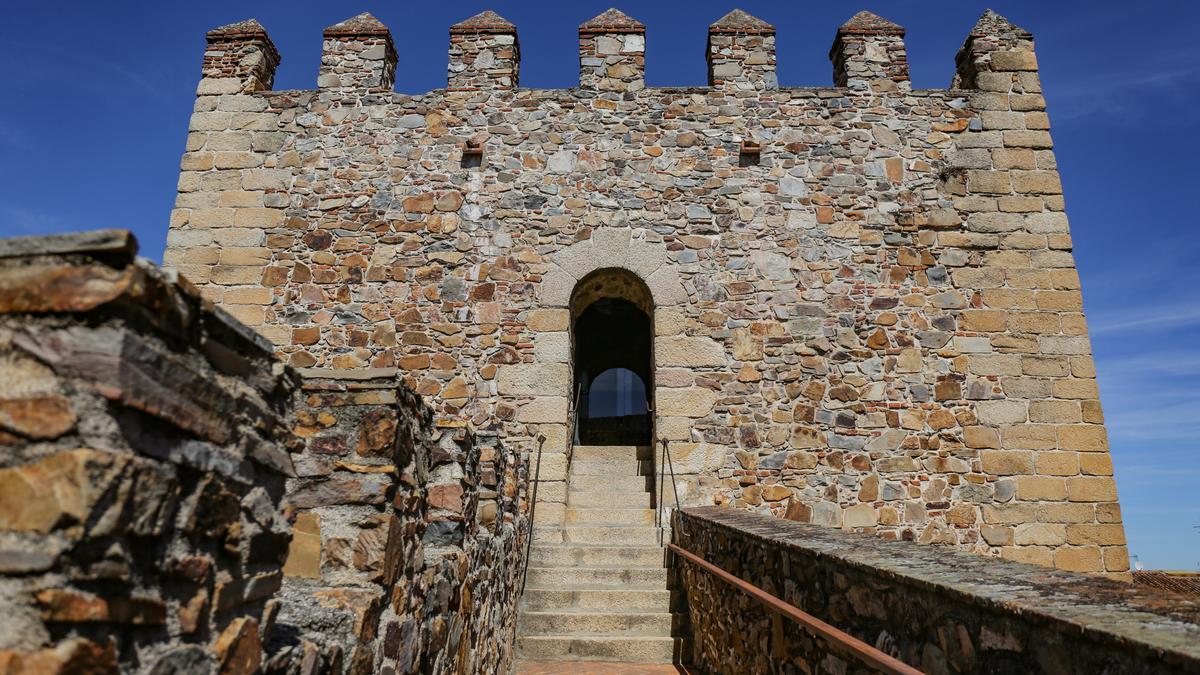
xmin=517 ymin=445 xmax=679 ymax=663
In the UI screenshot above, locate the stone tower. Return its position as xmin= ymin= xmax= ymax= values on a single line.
xmin=166 ymin=5 xmax=1127 ymax=589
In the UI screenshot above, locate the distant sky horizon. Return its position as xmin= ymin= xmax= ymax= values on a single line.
xmin=1 ymin=1 xmax=1196 ymax=569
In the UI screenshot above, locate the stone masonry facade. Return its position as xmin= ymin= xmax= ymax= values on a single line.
xmin=0 ymin=230 xmax=529 ymax=674
xmin=165 ymin=9 xmax=1129 ymax=575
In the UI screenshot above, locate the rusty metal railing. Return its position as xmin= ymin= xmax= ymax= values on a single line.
xmin=655 ymin=438 xmax=681 ymax=545
xmin=519 ymin=434 xmax=547 ymax=596
xmin=667 ymin=541 xmax=924 ymax=675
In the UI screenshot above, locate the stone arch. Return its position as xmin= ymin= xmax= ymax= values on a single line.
xmin=538 ymin=228 xmax=688 ymax=308
xmin=570 ymin=267 xmax=654 ymax=446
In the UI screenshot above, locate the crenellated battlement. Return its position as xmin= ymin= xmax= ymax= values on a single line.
xmin=198 ymin=8 xmax=1035 ymax=96
xmin=168 ymin=6 xmax=1129 ymax=585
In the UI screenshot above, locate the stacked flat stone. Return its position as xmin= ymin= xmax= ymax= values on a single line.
xmin=0 ymin=230 xmax=297 ymax=673
xmin=201 ymin=18 xmax=280 ymax=94
xmin=708 ymin=9 xmax=777 ymax=91
xmin=578 ymin=9 xmax=646 ymax=94
xmin=830 ymin=10 xmax=910 ymax=92
xmin=275 ymin=369 xmax=527 ymax=673
xmin=675 ymin=508 xmax=1200 ymax=673
xmin=449 ymin=11 xmax=519 ymax=91
xmin=319 ymin=13 xmax=398 ymax=91
xmin=164 ymin=9 xmax=1129 ymax=577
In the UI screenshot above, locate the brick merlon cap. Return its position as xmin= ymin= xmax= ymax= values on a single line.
xmin=324 ymin=12 xmax=392 ymax=37
xmin=580 ymin=8 xmax=645 ymax=35
xmin=969 ymin=9 xmax=1032 ymax=40
xmin=837 ymin=10 xmax=905 ymax=37
xmin=451 ymin=10 xmax=516 ymax=34
xmin=709 ymin=9 xmax=774 ymax=35
xmin=206 ymin=18 xmax=272 ymax=41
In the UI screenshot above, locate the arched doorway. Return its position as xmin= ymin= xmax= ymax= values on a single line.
xmin=570 ymin=268 xmax=653 ymax=446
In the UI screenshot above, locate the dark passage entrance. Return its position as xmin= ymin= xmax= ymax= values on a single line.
xmin=570 ymin=269 xmax=653 ymax=446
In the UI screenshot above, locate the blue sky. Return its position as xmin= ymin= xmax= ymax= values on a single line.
xmin=1 ymin=1 xmax=1196 ymax=568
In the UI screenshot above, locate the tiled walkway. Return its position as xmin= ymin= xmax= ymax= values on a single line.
xmin=515 ymin=662 xmax=696 ymax=674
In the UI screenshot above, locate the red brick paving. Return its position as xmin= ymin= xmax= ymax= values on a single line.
xmin=515 ymin=662 xmax=697 ymax=674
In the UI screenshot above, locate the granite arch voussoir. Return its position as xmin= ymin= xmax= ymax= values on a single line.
xmin=546 ymin=230 xmax=685 ymax=309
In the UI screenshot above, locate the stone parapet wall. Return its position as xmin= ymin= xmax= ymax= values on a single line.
xmin=166 ymin=9 xmax=1128 ymax=573
xmin=672 ymin=507 xmax=1200 ymax=674
xmin=272 ymin=368 xmax=526 ymax=673
xmin=0 ymin=230 xmax=299 ymax=673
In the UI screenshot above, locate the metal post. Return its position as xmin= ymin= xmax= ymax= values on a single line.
xmin=520 ymin=434 xmax=546 ymax=596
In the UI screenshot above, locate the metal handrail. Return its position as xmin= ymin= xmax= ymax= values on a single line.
xmin=519 ymin=433 xmax=546 ymax=596
xmin=656 ymin=438 xmax=681 ymax=545
xmin=667 ymin=542 xmax=923 ymax=675
xmin=566 ymin=382 xmax=582 ymax=477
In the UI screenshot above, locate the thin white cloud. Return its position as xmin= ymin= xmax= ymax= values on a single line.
xmin=1091 ymin=305 xmax=1200 ymax=334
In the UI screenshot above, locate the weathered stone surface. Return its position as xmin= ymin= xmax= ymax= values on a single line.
xmin=0 ymin=449 xmax=126 ymax=534
xmin=0 ymin=234 xmax=299 ymax=671
xmin=655 ymin=336 xmax=727 ymax=368
xmin=283 ymin=512 xmax=321 ymax=579
xmin=215 ymin=617 xmax=261 ymax=675
xmin=657 ymin=388 xmax=719 ymax=418
xmin=496 ymin=363 xmax=570 ymax=396
xmin=674 ymin=508 xmax=1200 ymax=675
xmin=162 ymin=8 xmax=1127 ymax=589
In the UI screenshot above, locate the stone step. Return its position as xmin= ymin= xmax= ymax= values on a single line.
xmin=521 ymin=587 xmax=672 ymax=612
xmin=563 ymin=526 xmax=662 ymax=546
xmin=525 ymin=566 xmax=667 ymax=588
xmin=529 ymin=544 xmax=665 ymax=568
xmin=533 ymin=525 xmax=669 ymax=545
xmin=517 ymin=635 xmax=677 ymax=663
xmin=569 ymin=473 xmax=653 ymax=492
xmin=569 ymin=490 xmax=652 ymax=508
xmin=518 ymin=610 xmax=673 ymax=637
xmin=569 ymin=459 xmax=655 ymax=476
xmin=571 ymin=446 xmax=652 ymax=461
xmin=565 ymin=507 xmax=656 ymax=526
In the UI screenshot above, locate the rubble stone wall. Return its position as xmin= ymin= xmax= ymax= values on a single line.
xmin=272 ymin=368 xmax=527 ymax=674
xmin=673 ymin=507 xmax=1200 ymax=674
xmin=0 ymin=230 xmax=299 ymax=674
xmin=165 ymin=9 xmax=1128 ymax=574
xmin=0 ymin=230 xmax=530 ymax=674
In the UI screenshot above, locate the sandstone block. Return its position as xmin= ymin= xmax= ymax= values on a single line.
xmin=517 ymin=397 xmax=568 ymax=424
xmin=527 ymin=309 xmax=569 ymax=332
xmin=975 ymin=400 xmax=1026 ymax=425
xmin=843 ymin=504 xmax=877 ymax=529
xmin=1035 ymin=452 xmax=1079 ymax=477
xmin=497 ymin=363 xmax=570 ymax=397
xmin=1053 ymin=546 xmax=1102 ymax=573
xmin=1001 ymin=545 xmax=1053 ymax=567
xmin=981 ymin=450 xmax=1033 ymax=476
xmin=1067 ymin=476 xmax=1117 ymax=502
xmin=1014 ymin=522 xmax=1065 ymax=546
xmin=990 ymin=50 xmax=1039 ymax=72
xmin=1078 ymin=453 xmax=1113 ymax=476
xmin=656 ymin=387 xmax=719 ymax=418
xmin=1016 ymin=476 xmax=1066 ymax=501
xmin=1057 ymin=424 xmax=1109 ymax=452
xmin=1066 ymin=524 xmax=1126 ymax=546
xmin=655 ymin=336 xmax=727 ymax=368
